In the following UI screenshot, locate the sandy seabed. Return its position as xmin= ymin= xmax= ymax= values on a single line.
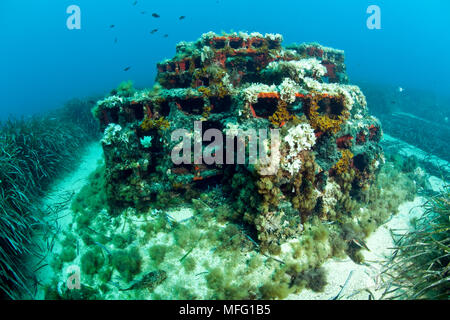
xmin=30 ymin=142 xmax=104 ymax=299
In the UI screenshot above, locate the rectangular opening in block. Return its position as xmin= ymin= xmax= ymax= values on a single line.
xmin=229 ymin=38 xmax=243 ymax=49
xmin=177 ymin=97 xmax=204 ymax=115
xmin=253 ymin=97 xmax=279 ymax=117
xmin=212 ymin=38 xmax=226 ymax=49
xmin=317 ymin=96 xmax=344 ymax=118
xmin=210 ymin=95 xmax=232 ymax=113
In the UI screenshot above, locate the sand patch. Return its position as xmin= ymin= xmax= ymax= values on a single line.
xmin=28 ymin=142 xmax=104 ymax=299
xmin=167 ymin=207 xmax=194 ymax=223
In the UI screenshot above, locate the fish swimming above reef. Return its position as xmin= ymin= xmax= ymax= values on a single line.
xmin=163 ymin=34 xmax=168 ymax=38
xmin=150 ymin=29 xmax=158 ymax=34
xmin=152 ymin=13 xmax=160 ymax=18
xmin=179 ymin=16 xmax=186 ymax=20
xmin=133 ymin=1 xmax=137 ymax=5
xmin=123 ymin=66 xmax=131 ymax=71
xmin=117 ymin=270 xmax=167 ymax=292
xmin=110 ymin=24 xmax=115 ymax=28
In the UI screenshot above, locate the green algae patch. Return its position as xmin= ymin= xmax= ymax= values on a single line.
xmin=81 ymin=247 xmax=105 ymax=275
xmin=111 ymin=246 xmax=142 ymax=282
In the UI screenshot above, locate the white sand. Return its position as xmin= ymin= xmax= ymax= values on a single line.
xmin=28 ymin=142 xmax=104 ymax=299
xmin=167 ymin=207 xmax=194 ymax=222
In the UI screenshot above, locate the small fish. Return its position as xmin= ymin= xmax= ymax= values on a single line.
xmin=398 ymin=86 xmax=404 ymax=93
xmin=120 ymin=270 xmax=167 ymax=291
xmin=114 ymin=37 xmax=118 ymax=44
xmin=123 ymin=66 xmax=131 ymax=71
xmin=152 ymin=13 xmax=160 ymax=18
xmin=352 ymin=238 xmax=370 ymax=251
xmin=141 ymin=11 xmax=146 ymax=14
xmin=133 ymin=1 xmax=137 ymax=5
xmin=110 ymin=24 xmax=115 ymax=28
xmin=163 ymin=34 xmax=168 ymax=38
xmin=179 ymin=16 xmax=186 ymax=20
xmin=150 ymin=29 xmax=158 ymax=34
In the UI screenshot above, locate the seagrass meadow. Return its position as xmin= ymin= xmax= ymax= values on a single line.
xmin=0 ymin=99 xmax=100 ymax=299
xmin=382 ymin=186 xmax=450 ymax=299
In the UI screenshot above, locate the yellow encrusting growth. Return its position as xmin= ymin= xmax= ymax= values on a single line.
xmin=269 ymin=101 xmax=294 ymax=127
xmin=334 ymin=149 xmax=354 ymax=175
xmin=306 ymin=94 xmax=348 ymax=134
xmin=140 ymin=117 xmax=170 ymax=131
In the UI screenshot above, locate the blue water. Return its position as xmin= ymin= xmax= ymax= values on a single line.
xmin=1 ymin=0 xmax=449 ymax=119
